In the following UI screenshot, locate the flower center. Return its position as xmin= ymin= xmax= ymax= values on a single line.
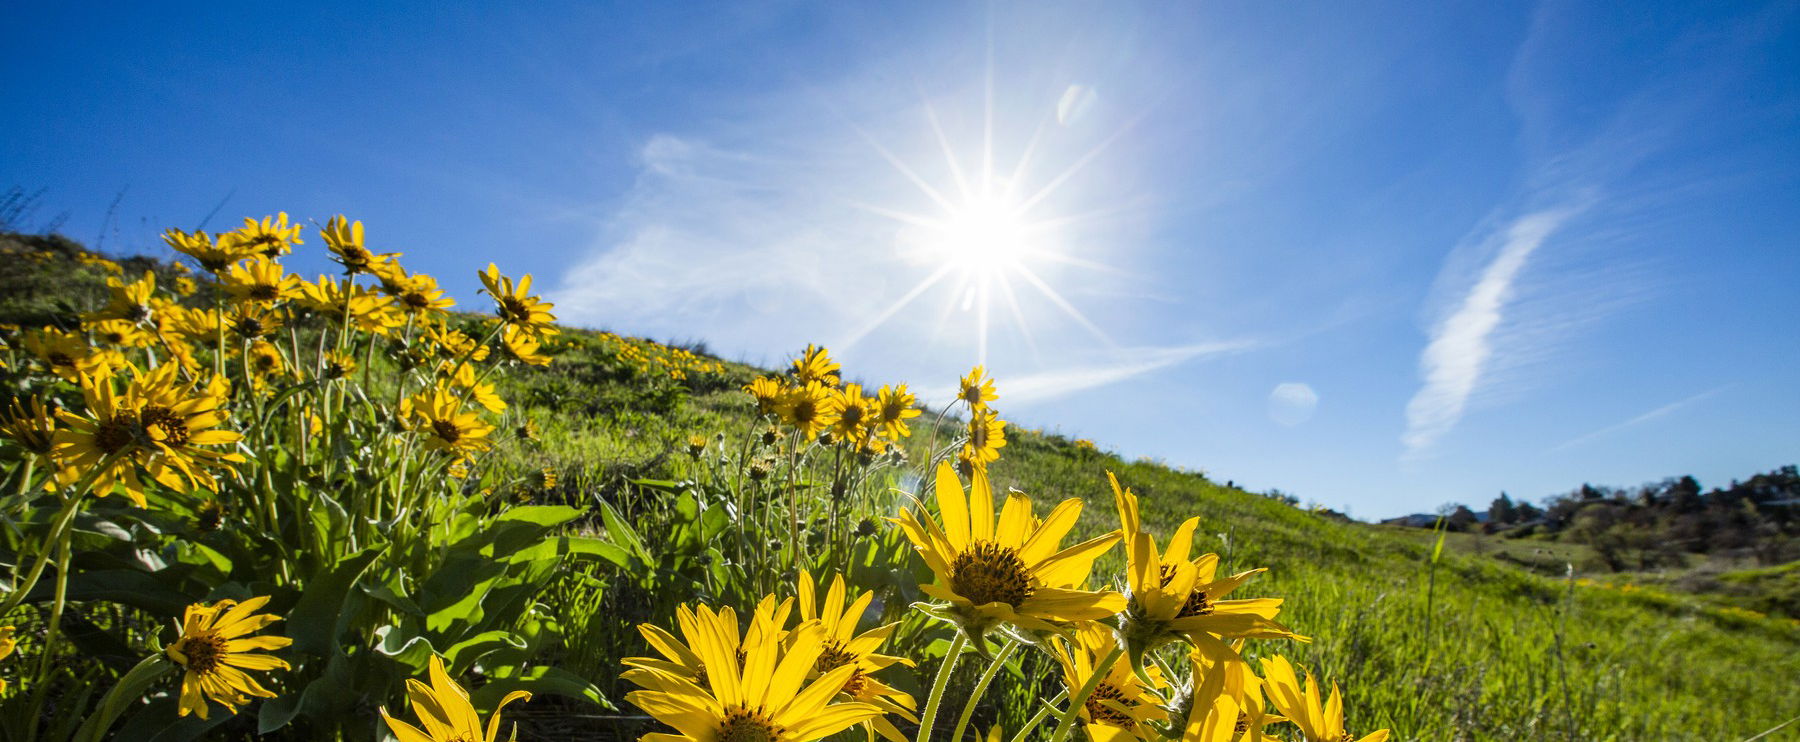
xmin=94 ymin=413 xmax=140 ymax=454
xmin=47 ymin=352 xmax=73 ymax=367
xmin=717 ymin=706 xmax=783 ymax=742
xmin=431 ymin=419 xmax=463 ymax=444
xmin=790 ymin=400 xmax=817 ymax=424
xmin=950 ymin=541 xmax=1033 ymax=607
xmin=179 ymin=630 xmax=228 ymax=674
xmin=1176 ymin=589 xmax=1213 ymax=618
xmin=140 ymin=405 xmax=191 ymax=447
xmin=814 ymin=641 xmax=867 ymax=695
xmin=969 ymin=422 xmax=988 ymax=449
xmin=839 ymin=405 xmax=864 ymax=427
xmin=232 ymin=317 xmax=266 ymax=338
xmin=249 ymin=234 xmax=283 ymax=257
xmin=1084 ymin=682 xmax=1136 ymax=729
xmin=249 ymin=284 xmax=280 ymax=301
xmin=402 ymin=291 xmax=431 ymax=309
xmin=500 ymin=296 xmax=532 ymax=322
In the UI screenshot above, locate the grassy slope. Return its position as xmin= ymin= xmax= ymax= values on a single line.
xmin=7 ymin=236 xmax=1798 ymax=741
xmin=487 ymin=329 xmax=1799 ymax=740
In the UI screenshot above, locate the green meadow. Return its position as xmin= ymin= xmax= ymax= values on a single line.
xmin=0 ymin=231 xmax=1794 ymax=741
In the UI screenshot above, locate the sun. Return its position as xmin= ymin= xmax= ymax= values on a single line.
xmin=837 ymin=76 xmax=1126 ymax=364
xmin=935 ymin=191 xmax=1032 ymax=276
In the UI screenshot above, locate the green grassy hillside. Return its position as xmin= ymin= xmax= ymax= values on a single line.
xmin=2 ymin=231 xmax=1796 ymax=741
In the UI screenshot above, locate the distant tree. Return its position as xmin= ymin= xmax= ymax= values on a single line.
xmin=1670 ymin=475 xmax=1703 ymax=514
xmin=1443 ymin=503 xmax=1479 ymax=532
xmin=1516 ymin=500 xmax=1544 ymax=522
xmin=1488 ymin=492 xmax=1518 ymax=525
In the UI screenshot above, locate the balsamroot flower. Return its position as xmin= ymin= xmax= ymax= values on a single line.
xmin=166 ymin=596 xmax=291 ymax=719
xmin=623 ymin=605 xmax=882 ymax=742
xmin=795 ymin=570 xmax=918 ymax=742
xmin=1051 ymin=623 xmax=1169 ymax=741
xmin=1113 ymin=472 xmax=1304 ymax=667
xmin=381 ymin=655 xmax=531 ymax=742
xmin=53 ymin=365 xmax=244 ymax=507
xmin=1261 ymin=656 xmax=1390 ymax=742
xmin=891 ymin=461 xmax=1123 ymax=643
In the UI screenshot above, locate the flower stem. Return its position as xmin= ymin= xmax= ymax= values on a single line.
xmin=1008 ymin=690 xmax=1067 ymax=742
xmin=1048 ymin=643 xmax=1124 ymax=742
xmin=951 ymin=636 xmax=1019 ymax=742
xmin=916 ymin=632 xmax=969 ymax=742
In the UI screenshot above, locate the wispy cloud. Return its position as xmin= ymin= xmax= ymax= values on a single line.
xmin=1549 ymin=385 xmax=1731 ymax=452
xmin=913 ymin=340 xmax=1258 ymax=406
xmin=1402 ymin=204 xmax=1585 ymax=458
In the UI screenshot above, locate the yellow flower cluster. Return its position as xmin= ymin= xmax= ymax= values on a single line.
xmin=593 ymin=331 xmax=727 ymax=381
xmin=745 ymin=345 xmax=920 ymax=451
xmin=0 ymin=214 xmax=559 ymax=730
xmin=623 ymin=570 xmax=915 ymax=742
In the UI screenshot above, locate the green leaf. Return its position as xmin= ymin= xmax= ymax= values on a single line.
xmin=288 ymin=545 xmax=384 ymax=657
xmin=443 ymin=630 xmax=527 ymax=672
xmin=494 ymin=505 xmax=584 ymax=529
xmin=469 ymin=665 xmax=610 ymax=710
xmin=504 ymin=535 xmax=630 ymax=568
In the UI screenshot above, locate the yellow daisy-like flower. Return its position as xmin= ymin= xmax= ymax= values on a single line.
xmin=224 ymin=304 xmax=284 ymax=342
xmin=0 ymin=397 xmax=67 ymax=486
xmin=1176 ymin=649 xmax=1245 ymax=742
xmin=381 ymin=654 xmax=531 ymax=742
xmin=790 ymin=344 xmax=840 ymax=387
xmin=52 ymin=365 xmax=244 ymax=507
xmin=478 ymin=264 xmax=558 ymax=336
xmin=0 ymin=626 xmax=14 ymax=693
xmin=319 ymin=350 xmax=358 ymax=380
xmin=745 ymin=376 xmax=786 ymax=416
xmin=221 ymin=256 xmax=301 ymax=305
xmin=1051 ymin=623 xmax=1169 ymax=742
xmin=891 ymin=461 xmax=1124 ymax=640
xmin=247 ymin=341 xmax=288 ymax=380
xmin=776 ymin=381 xmax=840 ymax=442
xmin=164 ymin=228 xmax=250 ymax=274
xmin=795 ymin=570 xmax=918 ymax=742
xmin=225 ymin=212 xmax=304 ymax=258
xmin=320 ymin=216 xmax=399 ymax=276
xmin=86 ymin=319 xmax=150 ymax=348
xmin=873 ymin=384 xmax=920 ymax=440
xmin=1112 ymin=473 xmax=1303 ymax=661
xmin=405 ymin=386 xmax=494 ymax=456
xmin=442 ymin=362 xmax=506 ymax=414
xmin=622 ymin=607 xmax=882 ymax=742
xmin=1261 ymin=656 xmax=1389 ymax=742
xmin=391 ymin=271 xmax=455 ymax=316
xmin=424 ymin=322 xmax=489 ymax=362
xmin=22 ymin=327 xmax=119 ymax=383
xmin=957 ymin=365 xmax=997 ymax=410
xmin=85 ymin=272 xmax=157 ymax=324
xmin=299 ymin=276 xmax=405 ymax=335
xmin=828 ymin=384 xmax=875 ymax=447
xmin=173 ymin=276 xmax=199 ymax=297
xmin=624 ymin=598 xmax=794 ymax=689
xmin=962 ymin=408 xmax=1007 ymax=469
xmin=499 ymin=325 xmax=551 ymax=366
xmin=165 ymin=596 xmax=292 ymax=719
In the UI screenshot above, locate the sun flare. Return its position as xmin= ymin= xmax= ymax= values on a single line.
xmin=933 ymin=192 xmax=1033 ymax=276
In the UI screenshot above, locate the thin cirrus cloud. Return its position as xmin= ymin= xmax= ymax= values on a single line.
xmin=1401 ymin=202 xmax=1585 ymax=459
xmin=1549 ymin=385 xmax=1732 ymax=453
xmin=911 ymin=339 xmax=1260 ymax=407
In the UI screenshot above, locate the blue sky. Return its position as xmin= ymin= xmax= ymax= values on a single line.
xmin=4 ymin=1 xmax=1796 ymax=518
